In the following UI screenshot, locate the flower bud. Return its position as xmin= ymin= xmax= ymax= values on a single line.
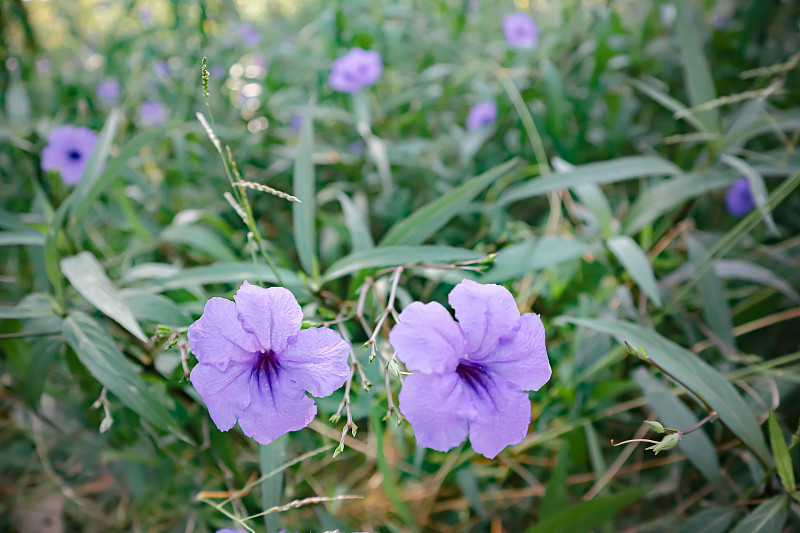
xmin=645 ymin=420 xmax=665 ymax=433
xmin=646 ymin=432 xmax=681 ymax=455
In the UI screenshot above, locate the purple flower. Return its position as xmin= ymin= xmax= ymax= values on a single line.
xmin=41 ymin=125 xmax=98 ymax=185
xmin=210 ymin=64 xmax=226 ymax=79
xmin=188 ymin=281 xmax=351 ymax=445
xmin=139 ymin=100 xmax=168 ymax=126
xmin=155 ymin=60 xmax=170 ymax=80
xmin=725 ymin=178 xmax=756 ymax=217
xmin=329 ymin=47 xmax=383 ymax=94
xmin=216 ymin=530 xmax=246 ymax=533
xmin=240 ymin=23 xmax=261 ymax=47
xmin=348 ymin=141 xmax=364 ymax=155
xmin=139 ymin=8 xmax=153 ymax=25
xmin=503 ymin=13 xmax=538 ymax=49
xmin=290 ymin=113 xmax=304 ymax=132
xmin=96 ymin=79 xmax=120 ymax=103
xmin=389 ymin=280 xmax=551 ymax=458
xmin=466 ymin=101 xmax=497 ymax=131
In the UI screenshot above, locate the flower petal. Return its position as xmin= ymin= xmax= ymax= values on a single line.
xmin=389 ymin=301 xmax=464 ymax=374
xmin=278 ymin=327 xmax=350 ymax=397
xmin=399 ymin=372 xmax=476 ymax=452
xmin=448 ymin=279 xmax=520 ymax=359
xmin=187 ymin=297 xmax=259 ymax=371
xmin=237 ymin=374 xmax=317 ymax=445
xmin=234 ymin=281 xmax=303 ymax=353
xmin=190 ymin=361 xmax=252 ymax=432
xmin=482 ymin=313 xmax=551 ymax=391
xmin=466 ymin=376 xmax=531 ymax=459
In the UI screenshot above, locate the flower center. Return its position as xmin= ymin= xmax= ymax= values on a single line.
xmin=67 ymin=150 xmax=82 ymax=161
xmin=251 ymin=350 xmax=279 ymax=389
xmin=456 ymin=359 xmax=490 ymax=396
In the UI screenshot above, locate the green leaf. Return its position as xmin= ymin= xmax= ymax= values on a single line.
xmin=729 ymin=496 xmax=789 ymax=533
xmin=120 ymin=291 xmax=192 ymax=328
xmin=497 ymin=156 xmax=681 ymax=206
xmin=679 ymin=507 xmax=735 ymax=533
xmin=160 ymin=223 xmax=237 ymax=262
xmin=62 ymin=312 xmax=192 ymax=443
xmin=293 ymin=102 xmax=317 ymax=276
xmin=768 ymin=410 xmax=796 ymax=493
xmin=480 ymin=237 xmax=593 ymax=284
xmin=76 ymin=108 xmax=122 ymax=194
xmin=675 ymin=5 xmax=719 ymax=132
xmin=24 ymin=336 xmax=62 ymax=408
xmin=337 ymin=192 xmax=374 ymax=253
xmin=526 ymin=489 xmax=646 ymax=533
xmin=573 ymin=183 xmax=614 ymax=237
xmin=323 ymin=245 xmax=482 ymax=282
xmin=60 ymin=252 xmax=147 ymax=342
xmin=455 ymin=466 xmax=490 ymax=520
xmin=634 ymin=368 xmax=722 ymax=485
xmin=0 ymin=293 xmax=55 ymax=319
xmin=685 ymin=234 xmax=735 ymax=349
xmin=0 ymin=229 xmax=45 ymax=246
xmin=70 ymin=125 xmax=172 ymax=225
xmin=540 ymin=447 xmax=569 ymax=520
xmin=630 ymin=79 xmax=711 ymax=134
xmin=607 ymin=235 xmax=662 ymax=307
xmin=260 ymin=437 xmax=286 ymax=533
xmin=564 ymin=317 xmax=771 ymax=466
xmin=380 ymin=158 xmax=517 ymax=246
xmin=623 ymin=172 xmax=736 ymax=235
xmin=137 ymin=262 xmax=306 ymax=297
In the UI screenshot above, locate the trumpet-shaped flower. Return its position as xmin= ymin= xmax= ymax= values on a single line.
xmin=503 ymin=13 xmax=539 ymax=49
xmin=329 ymin=47 xmax=383 ymax=94
xmin=40 ymin=125 xmax=98 ymax=185
xmin=390 ymin=279 xmax=551 ymax=458
xmin=188 ymin=282 xmax=350 ymax=445
xmin=725 ymin=177 xmax=755 ymax=217
xmin=139 ymin=100 xmax=168 ymax=126
xmin=466 ymin=101 xmax=497 ymax=131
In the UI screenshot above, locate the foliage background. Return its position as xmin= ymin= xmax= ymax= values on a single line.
xmin=1 ymin=0 xmax=799 ymax=531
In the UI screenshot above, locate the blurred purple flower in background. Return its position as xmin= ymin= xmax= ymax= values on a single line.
xmin=210 ymin=64 xmax=226 ymax=78
xmin=240 ymin=23 xmax=261 ymax=47
xmin=96 ymin=78 xmax=120 ymax=103
xmin=348 ymin=141 xmax=364 ymax=155
xmin=188 ymin=282 xmax=351 ymax=445
xmin=503 ymin=12 xmax=538 ymax=48
xmin=139 ymin=100 xmax=168 ymax=126
xmin=329 ymin=47 xmax=383 ymax=94
xmin=41 ymin=125 xmax=98 ymax=185
xmin=725 ymin=178 xmax=756 ymax=217
xmin=389 ymin=280 xmax=551 ymax=458
xmin=466 ymin=101 xmax=497 ymax=131
xmin=155 ymin=60 xmax=170 ymax=80
xmin=36 ymin=59 xmax=51 ymax=74
xmin=139 ymin=8 xmax=153 ymax=25
xmin=290 ymin=112 xmax=304 ymax=131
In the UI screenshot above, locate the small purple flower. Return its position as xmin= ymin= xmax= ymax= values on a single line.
xmin=210 ymin=64 xmax=226 ymax=79
xmin=139 ymin=100 xmax=168 ymax=126
xmin=96 ymin=79 xmax=120 ymax=103
xmin=725 ymin=178 xmax=756 ymax=217
xmin=466 ymin=101 xmax=497 ymax=131
xmin=389 ymin=280 xmax=551 ymax=459
xmin=240 ymin=23 xmax=261 ymax=47
xmin=503 ymin=13 xmax=538 ymax=49
xmin=290 ymin=113 xmax=304 ymax=132
xmin=155 ymin=60 xmax=170 ymax=80
xmin=329 ymin=47 xmax=383 ymax=94
xmin=348 ymin=141 xmax=364 ymax=155
xmin=188 ymin=281 xmax=351 ymax=445
xmin=216 ymin=530 xmax=246 ymax=533
xmin=139 ymin=8 xmax=153 ymax=25
xmin=36 ymin=59 xmax=52 ymax=75
xmin=41 ymin=125 xmax=98 ymax=185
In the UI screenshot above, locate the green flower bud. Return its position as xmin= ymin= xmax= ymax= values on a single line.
xmin=645 ymin=420 xmax=665 ymax=433
xmin=646 ymin=432 xmax=681 ymax=455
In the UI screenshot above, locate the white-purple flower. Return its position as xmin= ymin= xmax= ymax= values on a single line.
xmin=290 ymin=112 xmax=304 ymax=132
xmin=96 ymin=78 xmax=120 ymax=103
xmin=240 ymin=23 xmax=261 ymax=47
xmin=389 ymin=280 xmax=551 ymax=459
xmin=503 ymin=12 xmax=539 ymax=49
xmin=329 ymin=47 xmax=383 ymax=94
xmin=139 ymin=100 xmax=168 ymax=126
xmin=188 ymin=282 xmax=351 ymax=445
xmin=725 ymin=178 xmax=756 ymax=217
xmin=41 ymin=125 xmax=98 ymax=185
xmin=466 ymin=101 xmax=497 ymax=131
